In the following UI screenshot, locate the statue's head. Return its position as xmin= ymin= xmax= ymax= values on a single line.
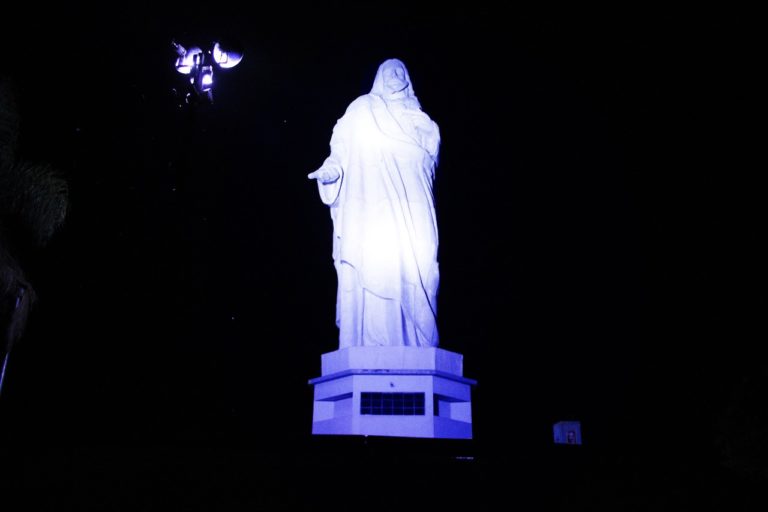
xmin=370 ymin=58 xmax=416 ymax=101
xmin=382 ymin=60 xmax=409 ymax=95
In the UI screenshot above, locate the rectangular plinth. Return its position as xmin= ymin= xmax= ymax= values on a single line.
xmin=309 ymin=347 xmax=476 ymax=439
xmin=320 ymin=346 xmax=464 ymax=375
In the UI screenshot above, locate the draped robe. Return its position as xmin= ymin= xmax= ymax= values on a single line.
xmin=315 ymin=62 xmax=441 ymax=348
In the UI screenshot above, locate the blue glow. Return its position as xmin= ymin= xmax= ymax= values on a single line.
xmin=0 ymin=353 xmax=9 ymax=395
xmin=553 ymin=420 xmax=582 ymax=445
xmin=175 ymin=46 xmax=202 ymax=75
xmin=212 ymin=42 xmax=243 ymax=69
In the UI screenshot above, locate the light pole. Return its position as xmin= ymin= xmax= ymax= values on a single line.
xmin=172 ymin=39 xmax=243 ymax=104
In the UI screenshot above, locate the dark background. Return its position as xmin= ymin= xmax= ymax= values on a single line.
xmin=0 ymin=4 xmax=760 ymax=510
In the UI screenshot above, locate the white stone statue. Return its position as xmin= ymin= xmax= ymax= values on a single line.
xmin=308 ymin=58 xmax=441 ymax=348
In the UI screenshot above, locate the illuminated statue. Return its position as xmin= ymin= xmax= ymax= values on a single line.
xmin=309 ymin=59 xmax=441 ymax=348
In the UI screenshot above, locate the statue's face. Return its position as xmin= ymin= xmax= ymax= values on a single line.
xmin=383 ymin=62 xmax=408 ymax=94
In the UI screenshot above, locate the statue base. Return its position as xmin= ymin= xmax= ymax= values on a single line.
xmin=308 ymin=347 xmax=476 ymax=439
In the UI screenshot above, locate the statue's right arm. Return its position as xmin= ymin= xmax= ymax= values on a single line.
xmin=307 ymin=167 xmax=340 ymax=184
xmin=309 ymin=102 xmax=358 ymax=205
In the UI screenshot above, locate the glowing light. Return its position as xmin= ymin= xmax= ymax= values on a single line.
xmin=175 ymin=46 xmax=202 ymax=75
xmin=172 ymin=38 xmax=243 ymax=104
xmin=212 ymin=41 xmax=243 ymax=69
xmin=553 ymin=421 xmax=582 ymax=445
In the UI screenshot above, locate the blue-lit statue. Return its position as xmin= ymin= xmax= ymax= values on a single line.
xmin=309 ymin=59 xmax=441 ymax=348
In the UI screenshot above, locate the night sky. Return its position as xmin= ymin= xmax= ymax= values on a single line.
xmin=1 ymin=5 xmax=760 ymax=510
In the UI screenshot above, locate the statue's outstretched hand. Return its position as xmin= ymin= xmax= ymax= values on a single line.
xmin=307 ymin=167 xmax=340 ymax=184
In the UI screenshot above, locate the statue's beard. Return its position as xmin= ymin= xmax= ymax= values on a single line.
xmin=385 ymin=78 xmax=408 ymax=95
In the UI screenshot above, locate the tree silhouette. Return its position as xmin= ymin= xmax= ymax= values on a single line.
xmin=0 ymin=76 xmax=68 ymax=394
xmin=715 ymin=366 xmax=768 ymax=483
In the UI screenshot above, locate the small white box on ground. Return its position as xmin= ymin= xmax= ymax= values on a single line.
xmin=553 ymin=421 xmax=582 ymax=445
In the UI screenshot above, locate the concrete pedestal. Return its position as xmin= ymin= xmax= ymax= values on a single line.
xmin=309 ymin=347 xmax=476 ymax=439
